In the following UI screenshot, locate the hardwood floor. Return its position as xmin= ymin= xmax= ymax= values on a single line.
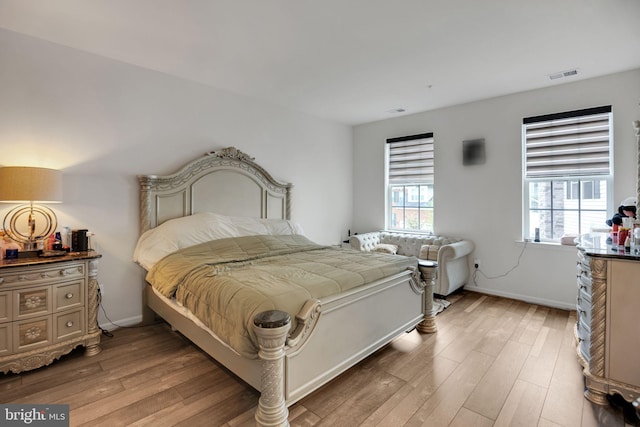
xmin=1 ymin=291 xmax=638 ymax=426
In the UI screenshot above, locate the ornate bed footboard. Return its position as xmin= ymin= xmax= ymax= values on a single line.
xmin=251 ymin=267 xmax=433 ymax=427
xmin=285 ymin=299 xmax=322 ymax=350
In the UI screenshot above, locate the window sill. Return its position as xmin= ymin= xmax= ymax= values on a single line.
xmin=516 ymin=240 xmax=578 ymax=251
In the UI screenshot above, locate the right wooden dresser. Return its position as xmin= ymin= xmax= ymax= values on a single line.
xmin=576 ymin=233 xmax=640 ymax=406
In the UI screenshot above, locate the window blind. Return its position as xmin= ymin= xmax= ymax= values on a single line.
xmin=387 ymin=133 xmax=434 ymax=184
xmin=524 ymin=106 xmax=612 ymax=178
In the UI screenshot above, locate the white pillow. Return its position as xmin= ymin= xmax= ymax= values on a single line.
xmin=133 ymin=212 xmax=303 ymax=270
xmin=372 ymin=243 xmax=398 ymax=255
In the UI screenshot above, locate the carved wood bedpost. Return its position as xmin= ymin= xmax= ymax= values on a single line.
xmin=285 ymin=186 xmax=292 ymax=220
xmin=253 ymin=310 xmax=292 ymax=427
xmin=416 ymin=262 xmax=437 ymax=333
xmin=138 ymin=175 xmax=153 ymax=234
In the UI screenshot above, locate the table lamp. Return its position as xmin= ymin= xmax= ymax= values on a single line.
xmin=0 ymin=166 xmax=62 ymax=254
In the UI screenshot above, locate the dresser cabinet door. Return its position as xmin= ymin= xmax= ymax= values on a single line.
xmin=0 ymin=323 xmax=11 ymax=355
xmin=15 ymin=287 xmax=51 ymax=319
xmin=0 ymin=291 xmax=11 ymax=323
xmin=14 ymin=316 xmax=52 ymax=352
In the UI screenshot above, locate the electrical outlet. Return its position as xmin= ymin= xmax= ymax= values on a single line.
xmin=474 ymin=258 xmax=480 ymax=269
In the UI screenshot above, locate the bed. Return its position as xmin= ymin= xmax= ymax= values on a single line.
xmin=135 ymin=147 xmax=437 ymax=426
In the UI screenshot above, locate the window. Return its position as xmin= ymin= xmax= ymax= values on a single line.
xmin=567 ymin=180 xmax=601 ymax=200
xmin=523 ymin=106 xmax=612 ymax=242
xmin=386 ymin=133 xmax=434 ymax=232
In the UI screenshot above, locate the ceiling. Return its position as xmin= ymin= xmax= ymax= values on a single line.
xmin=1 ymin=0 xmax=639 ymax=125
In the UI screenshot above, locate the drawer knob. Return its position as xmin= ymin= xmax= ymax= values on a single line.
xmin=60 ymin=270 xmax=69 ymax=276
xmin=66 ymin=321 xmax=74 ymax=328
xmin=65 ymin=293 xmax=74 ymax=299
xmin=41 ymin=272 xmax=51 ymax=278
xmin=19 ymin=275 xmax=27 ymax=281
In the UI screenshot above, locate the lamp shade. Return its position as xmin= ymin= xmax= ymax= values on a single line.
xmin=0 ymin=166 xmax=63 ymax=203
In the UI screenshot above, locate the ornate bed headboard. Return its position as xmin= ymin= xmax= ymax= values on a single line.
xmin=138 ymin=147 xmax=293 ymax=234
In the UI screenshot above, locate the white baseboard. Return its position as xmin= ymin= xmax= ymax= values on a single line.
xmin=462 ymin=285 xmax=575 ymax=311
xmin=99 ymin=315 xmax=144 ymax=331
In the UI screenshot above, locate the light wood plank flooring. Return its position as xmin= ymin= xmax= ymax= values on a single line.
xmin=1 ymin=291 xmax=638 ymax=426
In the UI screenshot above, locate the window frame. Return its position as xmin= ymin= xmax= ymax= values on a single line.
xmin=522 ymin=106 xmax=613 ymax=242
xmin=523 ymin=176 xmax=612 ymax=242
xmin=385 ymin=133 xmax=435 ymax=233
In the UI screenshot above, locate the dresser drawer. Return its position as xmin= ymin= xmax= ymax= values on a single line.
xmin=577 ymin=272 xmax=591 ymax=296
xmin=0 ymin=263 xmax=85 ymax=287
xmin=577 ymin=318 xmax=591 ymax=363
xmin=0 ymin=323 xmax=11 ymax=355
xmin=576 ymin=286 xmax=592 ymax=327
xmin=576 ymin=250 xmax=590 ymax=272
xmin=0 ymin=291 xmax=11 ymax=323
xmin=14 ymin=286 xmax=52 ymax=320
xmin=14 ymin=316 xmax=52 ymax=353
xmin=54 ymin=309 xmax=85 ymax=341
xmin=54 ymin=280 xmax=84 ymax=312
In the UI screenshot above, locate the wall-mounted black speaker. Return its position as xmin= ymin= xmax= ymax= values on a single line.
xmin=462 ymin=138 xmax=486 ymax=166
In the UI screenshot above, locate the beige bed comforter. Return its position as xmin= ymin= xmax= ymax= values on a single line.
xmin=146 ymin=234 xmax=417 ymax=358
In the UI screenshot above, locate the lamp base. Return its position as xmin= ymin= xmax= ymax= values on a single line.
xmin=22 ymin=241 xmax=42 ymax=251
xmin=2 ymin=204 xmax=57 ymax=254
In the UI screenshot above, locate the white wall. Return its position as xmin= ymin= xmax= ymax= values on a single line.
xmin=0 ymin=29 xmax=353 ymax=328
xmin=353 ymin=69 xmax=640 ymax=309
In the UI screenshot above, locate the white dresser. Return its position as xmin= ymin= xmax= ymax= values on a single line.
xmin=0 ymin=252 xmax=102 ymax=373
xmin=576 ymin=234 xmax=640 ymax=405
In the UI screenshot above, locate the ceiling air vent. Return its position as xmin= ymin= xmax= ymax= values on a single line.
xmin=549 ymin=69 xmax=579 ymax=80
